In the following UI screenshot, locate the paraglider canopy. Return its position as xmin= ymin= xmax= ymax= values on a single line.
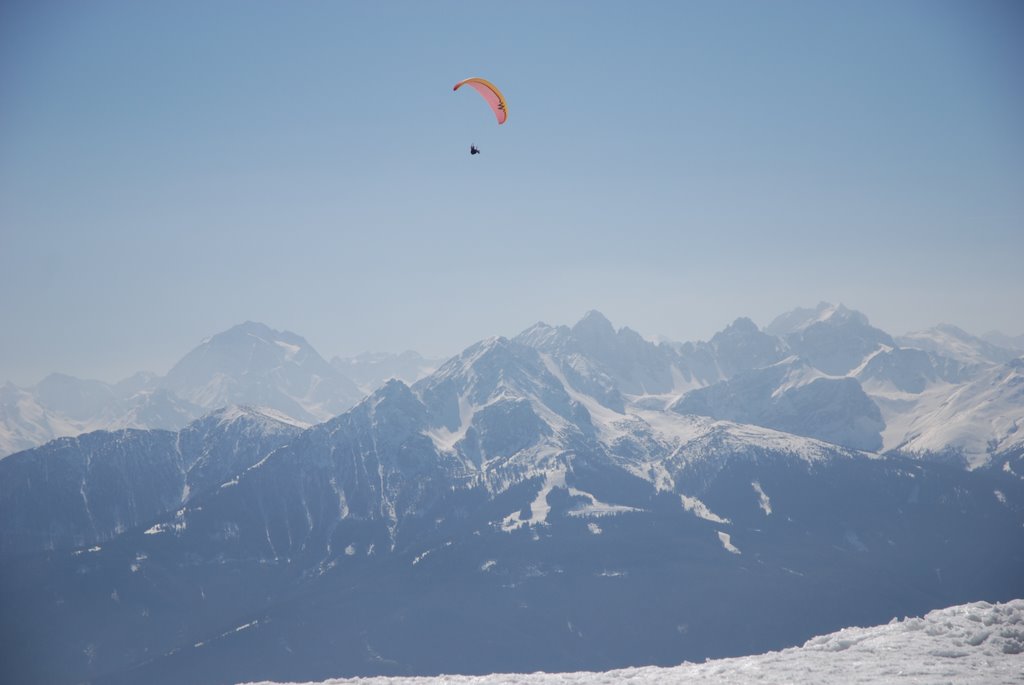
xmin=453 ymin=77 xmax=508 ymax=125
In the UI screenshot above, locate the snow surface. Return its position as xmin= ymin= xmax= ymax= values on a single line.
xmin=751 ymin=481 xmax=772 ymax=515
xmin=882 ymin=362 xmax=1024 ymax=468
xmin=240 ymin=599 xmax=1024 ymax=685
xmin=501 ymin=469 xmax=641 ymax=532
xmin=680 ymin=495 xmax=730 ymax=524
xmin=716 ymin=530 xmax=741 ymax=554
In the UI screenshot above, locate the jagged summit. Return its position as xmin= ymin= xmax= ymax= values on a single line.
xmin=710 ymin=317 xmax=788 ymax=377
xmin=572 ymin=309 xmax=617 ymax=340
xmin=717 ymin=316 xmax=761 ymax=336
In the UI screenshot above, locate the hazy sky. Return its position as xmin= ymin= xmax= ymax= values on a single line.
xmin=2 ymin=1 xmax=1022 ymax=385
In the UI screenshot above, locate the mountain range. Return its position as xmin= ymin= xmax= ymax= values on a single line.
xmin=0 ymin=322 xmax=441 ymax=458
xmin=1 ymin=304 xmax=1022 ymax=684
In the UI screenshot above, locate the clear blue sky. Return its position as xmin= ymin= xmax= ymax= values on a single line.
xmin=2 ymin=1 xmax=1022 ymax=385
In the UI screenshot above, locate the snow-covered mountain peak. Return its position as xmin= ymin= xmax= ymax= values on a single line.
xmin=168 ymin=322 xmax=306 ymax=374
xmin=819 ymin=302 xmax=867 ymax=325
xmin=765 ymin=302 xmax=870 ymax=337
xmin=217 ymin=319 xmax=283 ymax=339
xmin=416 ymin=337 xmax=583 ymax=432
xmin=764 ymin=303 xmax=893 ymax=376
xmin=204 ymin=321 xmax=316 ymax=364
xmin=161 ymin=321 xmax=362 ymax=423
xmin=367 ymin=377 xmax=422 ymax=411
xmin=426 ymin=337 xmax=529 ymax=391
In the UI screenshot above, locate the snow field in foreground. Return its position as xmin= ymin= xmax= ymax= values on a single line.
xmin=241 ymin=599 xmax=1024 ymax=685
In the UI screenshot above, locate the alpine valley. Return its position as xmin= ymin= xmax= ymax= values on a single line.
xmin=1 ymin=304 xmax=1022 ymax=685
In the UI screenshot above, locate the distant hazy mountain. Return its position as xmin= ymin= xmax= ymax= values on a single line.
xmin=1 ymin=322 xmax=416 ymax=458
xmin=0 ymin=374 xmax=202 ymax=457
xmin=897 ymin=324 xmax=1018 ymax=366
xmin=707 ymin=316 xmax=789 ymax=378
xmin=331 ymin=350 xmax=441 ymax=394
xmin=161 ymin=321 xmax=363 ymax=424
xmin=983 ymin=330 xmax=1024 ymax=352
xmin=765 ymin=302 xmax=895 ymax=376
xmin=2 ymin=313 xmax=1021 ymax=684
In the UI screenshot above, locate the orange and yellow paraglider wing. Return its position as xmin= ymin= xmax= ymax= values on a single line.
xmin=453 ymin=77 xmax=508 ymax=125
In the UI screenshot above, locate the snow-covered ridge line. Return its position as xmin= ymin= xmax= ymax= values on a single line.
xmin=239 ymin=599 xmax=1024 ymax=685
xmin=214 ymin=405 xmax=312 ymax=430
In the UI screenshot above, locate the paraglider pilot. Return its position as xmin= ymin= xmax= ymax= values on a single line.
xmin=470 ymin=145 xmax=481 ymax=155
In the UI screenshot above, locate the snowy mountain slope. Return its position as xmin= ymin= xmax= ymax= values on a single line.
xmin=130 ymin=337 xmax=605 ymax=566
xmin=638 ymin=304 xmax=1022 ymax=466
xmin=162 ymin=322 xmax=364 ymax=423
xmin=414 ymin=337 xmax=602 ymax=490
xmin=887 ymin=359 xmax=1024 ymax=467
xmin=899 ymin=324 xmax=1019 ymax=366
xmin=854 ymin=345 xmax=969 ymax=396
xmin=41 ymin=432 xmax=1018 ymax=685
xmin=0 ymin=382 xmax=67 ymax=456
xmin=240 ymin=599 xmax=1024 ymax=685
xmin=0 ymin=406 xmax=304 ymax=557
xmin=849 ymin=341 xmax=1024 ymax=467
xmin=98 ymin=335 xmax=877 ymax=584
xmin=516 ymin=307 xmax=893 ymax=455
xmin=545 ymin=351 xmax=862 ymax=491
xmin=669 ymin=356 xmax=885 ymax=451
